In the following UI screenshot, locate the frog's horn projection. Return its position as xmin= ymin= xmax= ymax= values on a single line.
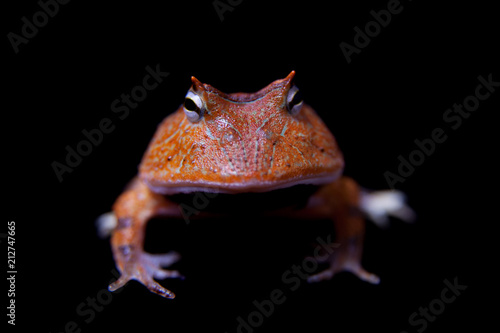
xmin=284 ymin=70 xmax=296 ymax=84
xmin=190 ymin=76 xmax=205 ymax=92
xmin=189 ymin=71 xmax=297 ymax=102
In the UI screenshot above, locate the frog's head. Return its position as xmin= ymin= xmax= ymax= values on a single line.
xmin=139 ymin=71 xmax=344 ymax=194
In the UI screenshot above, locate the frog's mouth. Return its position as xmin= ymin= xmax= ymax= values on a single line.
xmin=143 ymin=171 xmax=341 ymax=195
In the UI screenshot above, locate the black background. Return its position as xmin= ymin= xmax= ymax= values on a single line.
xmin=4 ymin=0 xmax=498 ymax=332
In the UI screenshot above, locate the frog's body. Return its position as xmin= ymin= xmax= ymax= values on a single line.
xmin=100 ymin=72 xmax=414 ymax=298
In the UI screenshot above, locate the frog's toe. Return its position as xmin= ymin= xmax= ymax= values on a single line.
xmin=108 ymin=274 xmax=130 ymax=292
xmin=141 ymin=251 xmax=184 ymax=280
xmin=349 ymin=266 xmax=380 ymax=284
xmin=147 ymin=252 xmax=181 ymax=269
xmin=109 ymin=251 xmax=182 ymax=298
xmin=143 ymin=278 xmax=177 ymax=299
xmin=307 ymin=243 xmax=380 ymax=285
xmin=308 ymin=264 xmax=380 ymax=284
xmin=307 ymin=269 xmax=334 ymax=283
xmin=154 ymin=268 xmax=184 ymax=280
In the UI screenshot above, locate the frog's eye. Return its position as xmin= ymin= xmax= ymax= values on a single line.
xmin=183 ymin=91 xmax=204 ymax=122
xmin=286 ymin=85 xmax=303 ymax=116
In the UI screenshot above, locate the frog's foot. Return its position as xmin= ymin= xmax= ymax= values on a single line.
xmin=307 ymin=241 xmax=380 ymax=285
xmin=360 ymin=190 xmax=416 ymax=228
xmin=109 ymin=248 xmax=183 ymax=299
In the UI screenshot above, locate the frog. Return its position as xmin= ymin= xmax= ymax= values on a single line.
xmin=97 ymin=71 xmax=414 ymax=299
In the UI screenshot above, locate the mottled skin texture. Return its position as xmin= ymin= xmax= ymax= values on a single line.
xmin=140 ymin=72 xmax=343 ymax=193
xmin=108 ymin=72 xmax=380 ymax=299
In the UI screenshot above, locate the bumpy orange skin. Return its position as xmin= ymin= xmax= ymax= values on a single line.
xmin=139 ymin=71 xmax=344 ymax=194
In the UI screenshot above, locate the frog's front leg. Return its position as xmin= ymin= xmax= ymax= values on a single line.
xmin=101 ymin=177 xmax=183 ymax=298
xmin=305 ymin=177 xmax=381 ymax=284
